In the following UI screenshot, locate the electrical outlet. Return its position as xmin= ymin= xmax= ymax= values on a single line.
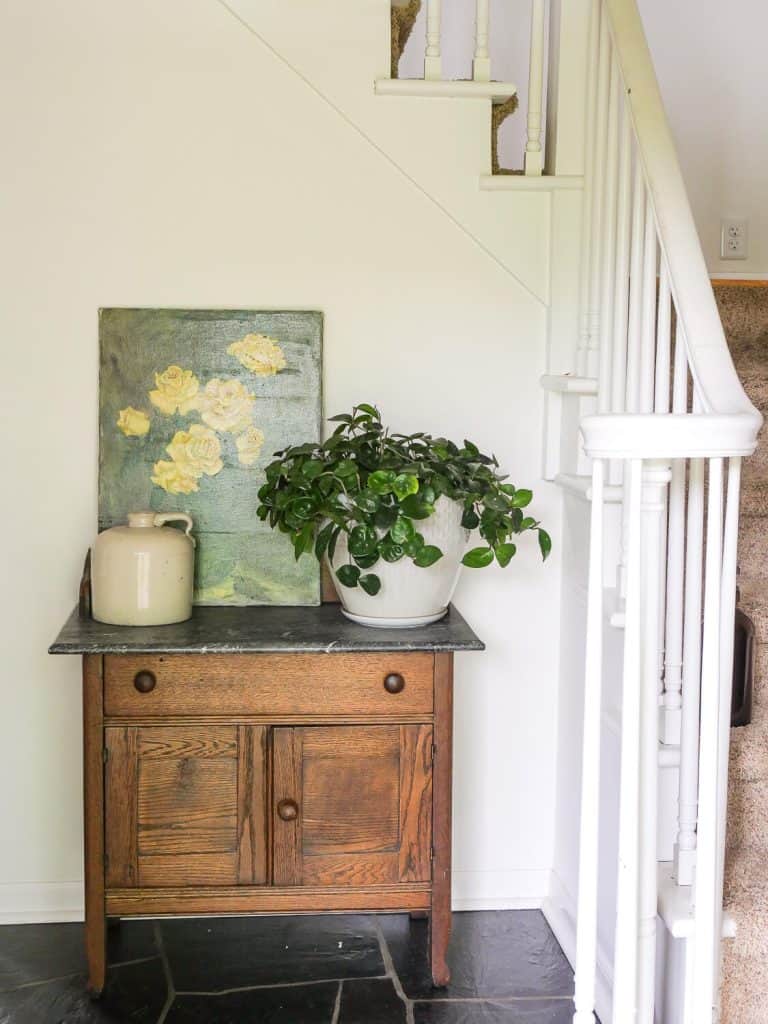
xmin=721 ymin=218 xmax=748 ymax=260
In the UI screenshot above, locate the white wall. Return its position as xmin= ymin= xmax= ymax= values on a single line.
xmin=638 ymin=0 xmax=768 ymax=277
xmin=0 ymin=0 xmax=562 ymax=919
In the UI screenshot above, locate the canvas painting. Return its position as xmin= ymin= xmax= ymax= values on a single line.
xmin=99 ymin=308 xmax=322 ymax=606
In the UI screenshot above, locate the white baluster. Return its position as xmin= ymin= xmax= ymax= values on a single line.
xmin=692 ymin=457 xmax=725 ymax=1022
xmin=625 ymin=163 xmax=646 ymax=413
xmin=613 ymin=457 xmax=643 ymax=1021
xmin=577 ymin=0 xmax=601 ymax=376
xmin=610 ymin=107 xmax=633 ymax=418
xmin=598 ymin=57 xmax=620 ymax=413
xmin=639 ymin=195 xmax=657 ymax=413
xmin=675 ymin=450 xmax=704 ymax=885
xmin=587 ymin=10 xmax=611 ymax=365
xmin=638 ymin=460 xmax=670 ymax=1020
xmin=473 ymin=0 xmax=490 ymax=82
xmin=524 ymin=0 xmax=546 ymax=175
xmin=572 ymin=458 xmax=605 ymax=1024
xmin=660 ymin=279 xmax=685 ymax=745
xmin=424 ymin=0 xmax=442 ymax=80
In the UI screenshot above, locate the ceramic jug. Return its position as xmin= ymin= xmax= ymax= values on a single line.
xmin=92 ymin=511 xmax=195 ymax=626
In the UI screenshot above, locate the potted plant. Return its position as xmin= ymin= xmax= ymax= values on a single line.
xmin=258 ymin=404 xmax=551 ymax=626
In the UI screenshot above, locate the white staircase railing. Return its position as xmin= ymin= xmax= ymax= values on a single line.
xmin=571 ymin=0 xmax=761 ymax=1022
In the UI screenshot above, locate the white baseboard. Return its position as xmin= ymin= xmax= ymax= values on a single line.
xmin=0 ymin=882 xmax=84 ymax=924
xmin=1 ymin=871 xmax=550 ymax=922
xmin=452 ymin=868 xmax=549 ymax=911
xmin=542 ymin=869 xmax=613 ymax=1024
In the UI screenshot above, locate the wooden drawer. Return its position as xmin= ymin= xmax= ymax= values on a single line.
xmin=103 ymin=653 xmax=434 ymax=719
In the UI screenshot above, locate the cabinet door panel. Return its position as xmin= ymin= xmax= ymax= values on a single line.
xmin=105 ymin=725 xmax=267 ymax=888
xmin=272 ymin=725 xmax=432 ymax=887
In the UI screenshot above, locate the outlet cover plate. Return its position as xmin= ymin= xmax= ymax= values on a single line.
xmin=721 ymin=218 xmax=748 ymax=260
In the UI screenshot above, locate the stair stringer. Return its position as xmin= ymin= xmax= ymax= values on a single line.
xmin=222 ymin=0 xmax=551 ymax=305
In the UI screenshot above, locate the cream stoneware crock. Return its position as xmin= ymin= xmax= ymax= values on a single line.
xmin=92 ymin=511 xmax=195 ymax=626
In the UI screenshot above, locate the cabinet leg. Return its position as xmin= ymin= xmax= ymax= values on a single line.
xmin=429 ymin=896 xmax=451 ymax=987
xmin=83 ymin=655 xmax=106 ymax=998
xmin=430 ymin=652 xmax=454 ymax=987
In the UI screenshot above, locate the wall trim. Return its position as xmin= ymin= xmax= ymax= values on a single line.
xmin=710 ymin=275 xmax=768 ymax=285
xmin=542 ymin=869 xmax=613 ymax=1024
xmin=452 ymin=868 xmax=550 ymax=911
xmin=0 ymin=882 xmax=84 ymax=924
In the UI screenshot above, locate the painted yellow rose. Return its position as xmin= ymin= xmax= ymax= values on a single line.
xmin=166 ymin=424 xmax=223 ymax=478
xmin=236 ymin=426 xmax=265 ymax=466
xmin=194 ymin=377 xmax=255 ymax=434
xmin=149 ymin=365 xmax=199 ymax=415
xmin=150 ymin=459 xmax=199 ymax=495
xmin=227 ymin=334 xmax=287 ymax=377
xmin=116 ymin=406 xmax=150 ymax=437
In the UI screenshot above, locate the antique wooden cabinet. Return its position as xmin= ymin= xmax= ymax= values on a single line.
xmin=50 ymin=604 xmax=483 ymax=995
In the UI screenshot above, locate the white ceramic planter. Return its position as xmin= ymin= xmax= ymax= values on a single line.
xmin=329 ymin=497 xmax=470 ymax=627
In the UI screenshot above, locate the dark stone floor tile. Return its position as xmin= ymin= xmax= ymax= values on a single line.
xmin=380 ymin=912 xmax=573 ymax=1000
xmin=161 ymin=915 xmax=385 ymax=992
xmin=0 ymin=923 xmax=86 ymax=990
xmin=107 ymin=919 xmax=158 ymax=965
xmin=338 ymin=978 xmax=407 ymax=1023
xmin=0 ymin=958 xmax=167 ymax=1023
xmin=165 ymin=981 xmax=337 ymax=1023
xmin=414 ymin=1000 xmax=575 ymax=1024
xmin=0 ymin=920 xmax=158 ymax=991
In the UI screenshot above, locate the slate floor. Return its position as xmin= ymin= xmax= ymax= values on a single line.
xmin=0 ymin=911 xmax=576 ymax=1023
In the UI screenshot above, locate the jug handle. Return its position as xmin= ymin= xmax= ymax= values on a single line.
xmin=154 ymin=513 xmax=196 ymax=547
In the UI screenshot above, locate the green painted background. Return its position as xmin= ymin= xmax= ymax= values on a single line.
xmin=99 ymin=308 xmax=322 ymax=606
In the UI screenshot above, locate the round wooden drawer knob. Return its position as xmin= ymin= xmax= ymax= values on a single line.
xmin=133 ymin=670 xmax=157 ymax=694
xmin=384 ymin=672 xmax=406 ymax=694
xmin=277 ymin=799 xmax=299 ymax=821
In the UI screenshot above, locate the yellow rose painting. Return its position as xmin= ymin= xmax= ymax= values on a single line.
xmin=166 ymin=425 xmax=223 ymax=480
xmin=149 ymin=365 xmax=199 ymax=415
xmin=116 ymin=406 xmax=150 ymax=437
xmin=227 ymin=334 xmax=287 ymax=377
xmin=150 ymin=459 xmax=199 ymax=495
xmin=100 ymin=308 xmax=322 ymax=606
xmin=195 ymin=378 xmax=256 ymax=434
xmin=236 ymin=426 xmax=265 ymax=466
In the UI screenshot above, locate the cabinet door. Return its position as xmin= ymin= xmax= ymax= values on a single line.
xmin=272 ymin=725 xmax=433 ymax=887
xmin=104 ymin=726 xmax=267 ymax=888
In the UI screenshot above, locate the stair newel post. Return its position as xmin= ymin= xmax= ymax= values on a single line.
xmin=637 ymin=459 xmax=671 ymax=1021
xmin=572 ymin=457 xmax=606 ymax=1024
xmin=692 ymin=457 xmax=726 ymax=1022
xmin=612 ymin=457 xmax=643 ymax=1021
xmin=473 ymin=0 xmax=491 ymax=82
xmin=424 ymin=0 xmax=442 ymax=81
xmin=577 ymin=0 xmax=602 ymax=377
xmin=674 ymin=452 xmax=704 ymax=885
xmin=524 ymin=0 xmax=546 ymax=175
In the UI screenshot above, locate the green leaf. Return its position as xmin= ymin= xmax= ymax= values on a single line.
xmin=484 ymin=493 xmax=510 ymax=511
xmin=328 ymin=526 xmax=342 ymax=562
xmin=393 ymin=473 xmax=419 ymax=501
xmin=368 ymin=469 xmax=396 ymax=494
xmin=354 ymin=489 xmax=380 ymax=514
xmin=374 ymin=505 xmax=398 ymax=530
xmin=389 ymin=516 xmax=415 ymax=545
xmin=461 ymin=506 xmax=480 ymax=530
xmin=462 ymin=546 xmax=495 ymax=569
xmin=301 ymin=460 xmax=325 ymax=481
xmin=538 ymin=529 xmax=552 ymax=560
xmin=520 ymin=517 xmax=537 ymax=530
xmin=359 ymin=573 xmax=382 ymax=596
xmin=403 ymin=533 xmax=425 ymax=557
xmin=380 ymin=540 xmax=404 ymax=563
xmin=354 ymin=553 xmax=379 ymax=569
xmin=334 ymin=459 xmax=358 ymax=478
xmin=336 ymin=564 xmax=360 ymax=588
xmin=510 ymin=489 xmax=533 ymax=508
xmin=355 ymin=403 xmax=380 ymax=418
xmin=314 ymin=522 xmax=334 ymax=560
xmin=348 ymin=524 xmax=378 ymax=557
xmin=495 ymin=542 xmax=517 ymax=568
xmin=399 ymin=495 xmax=434 ymax=520
xmin=414 ymin=545 xmax=443 ymax=567
xmin=293 ymin=523 xmax=314 ymax=560
xmin=328 ymin=413 xmax=353 ymax=423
